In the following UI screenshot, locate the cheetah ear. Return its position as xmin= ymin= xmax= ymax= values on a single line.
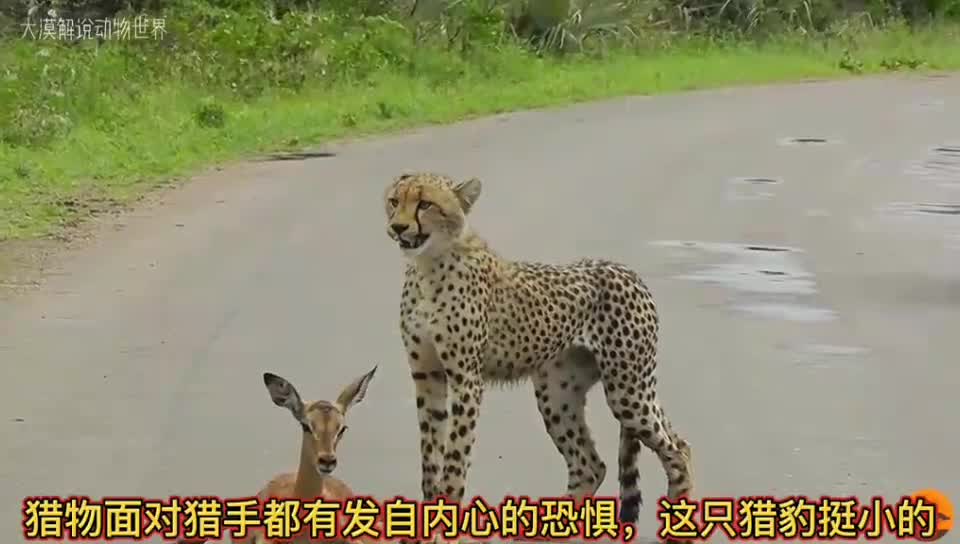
xmin=453 ymin=177 xmax=482 ymax=214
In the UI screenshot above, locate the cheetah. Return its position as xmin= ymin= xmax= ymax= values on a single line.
xmin=382 ymin=172 xmax=694 ymax=525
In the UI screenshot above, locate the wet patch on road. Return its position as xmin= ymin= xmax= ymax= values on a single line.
xmin=726 ymin=176 xmax=783 ymax=201
xmin=743 ymin=245 xmax=791 ymax=252
xmin=880 ymin=202 xmax=960 ymax=217
xmin=650 ymin=240 xmax=836 ymax=322
xmin=733 ymin=302 xmax=837 ymax=322
xmin=875 ymin=143 xmax=960 ymax=249
xmin=875 ymin=200 xmax=960 ymax=247
xmin=738 ymin=177 xmax=781 ymax=184
xmin=904 ymin=143 xmax=960 ymax=188
xmin=779 ymin=342 xmax=869 ymax=369
xmin=794 ymin=343 xmax=868 ymax=356
xmin=777 ymin=136 xmax=843 ymax=146
xmin=912 ymin=203 xmax=960 ymax=215
xmin=934 ymin=144 xmax=960 ymax=155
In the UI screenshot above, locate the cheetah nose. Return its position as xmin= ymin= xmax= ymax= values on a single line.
xmin=391 ymin=224 xmax=408 ymax=235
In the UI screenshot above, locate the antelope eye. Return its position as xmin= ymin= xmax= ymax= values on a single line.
xmin=388 ymin=198 xmax=399 ymax=208
xmin=337 ymin=426 xmax=348 ymax=438
xmin=417 ymin=201 xmax=432 ymax=211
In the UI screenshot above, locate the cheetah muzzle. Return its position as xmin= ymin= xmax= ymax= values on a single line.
xmin=397 ymin=233 xmax=429 ymax=250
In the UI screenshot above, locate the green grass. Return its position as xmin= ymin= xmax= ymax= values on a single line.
xmin=2 ymin=22 xmax=960 ymax=241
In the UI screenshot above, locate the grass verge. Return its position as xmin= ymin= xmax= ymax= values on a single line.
xmin=2 ymin=22 xmax=960 ymax=241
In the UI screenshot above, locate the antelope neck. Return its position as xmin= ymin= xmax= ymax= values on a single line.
xmin=293 ymin=431 xmax=329 ymax=498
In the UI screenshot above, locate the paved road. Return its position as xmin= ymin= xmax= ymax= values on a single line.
xmin=2 ymin=74 xmax=960 ymax=543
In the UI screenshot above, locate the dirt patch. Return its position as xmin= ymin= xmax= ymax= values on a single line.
xmin=1 ymin=191 xmax=123 ymax=295
xmin=0 ymin=146 xmax=278 ymax=300
xmin=0 ymin=238 xmax=59 ymax=298
xmin=0 ymin=141 xmax=345 ymax=295
xmin=50 ymin=196 xmax=125 ymax=234
xmin=0 ymin=179 xmax=188 ymax=300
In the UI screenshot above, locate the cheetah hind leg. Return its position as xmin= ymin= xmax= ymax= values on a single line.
xmin=597 ymin=364 xmax=695 ymax=514
xmin=618 ymin=410 xmax=695 ymax=544
xmin=660 ymin=413 xmax=695 ymax=500
xmin=659 ymin=422 xmax=695 ymax=544
xmin=533 ymin=346 xmax=607 ymax=499
xmin=629 ymin=405 xmax=694 ymax=502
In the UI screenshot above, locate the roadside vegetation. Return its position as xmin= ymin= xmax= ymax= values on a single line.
xmin=1 ymin=0 xmax=959 ymax=241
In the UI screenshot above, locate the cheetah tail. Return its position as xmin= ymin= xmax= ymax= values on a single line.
xmin=617 ymin=427 xmax=643 ymax=524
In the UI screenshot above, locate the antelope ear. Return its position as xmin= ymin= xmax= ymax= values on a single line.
xmin=452 ymin=177 xmax=482 ymax=214
xmin=263 ymin=372 xmax=306 ymax=423
xmin=335 ymin=365 xmax=378 ymax=413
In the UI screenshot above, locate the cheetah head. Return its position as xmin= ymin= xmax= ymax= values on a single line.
xmin=383 ymin=172 xmax=482 ymax=258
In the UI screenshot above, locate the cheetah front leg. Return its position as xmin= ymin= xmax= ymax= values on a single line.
xmin=433 ymin=364 xmax=483 ymax=544
xmin=403 ymin=327 xmax=448 ymax=502
xmin=428 ymin=331 xmax=486 ymax=544
xmin=427 ymin=321 xmax=487 ymax=507
xmin=436 ymin=362 xmax=484 ymax=504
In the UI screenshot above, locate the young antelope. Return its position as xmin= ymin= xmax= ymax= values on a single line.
xmin=177 ymin=367 xmax=380 ymax=544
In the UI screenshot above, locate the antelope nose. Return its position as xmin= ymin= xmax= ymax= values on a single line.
xmin=391 ymin=224 xmax=408 ymax=235
xmin=317 ymin=455 xmax=337 ymax=471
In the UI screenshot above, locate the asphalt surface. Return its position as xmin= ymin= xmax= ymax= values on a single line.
xmin=2 ymin=74 xmax=960 ymax=544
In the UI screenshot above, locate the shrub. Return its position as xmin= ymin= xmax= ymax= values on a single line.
xmin=0 ymin=0 xmax=956 ymax=151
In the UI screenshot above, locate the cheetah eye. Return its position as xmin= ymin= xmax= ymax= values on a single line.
xmin=417 ymin=201 xmax=433 ymax=211
xmin=388 ymin=198 xmax=399 ymax=208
